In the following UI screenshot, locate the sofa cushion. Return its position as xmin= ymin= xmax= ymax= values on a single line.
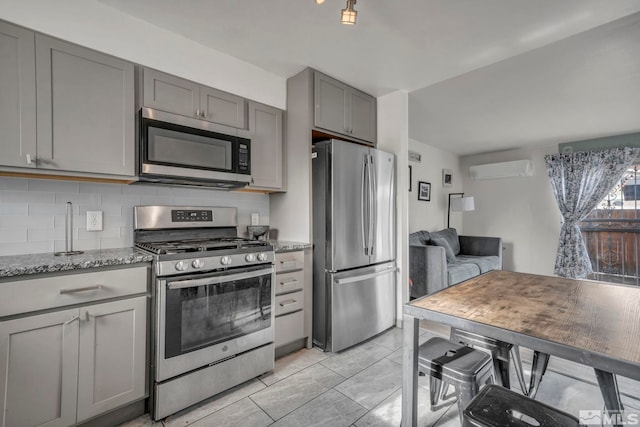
xmin=448 ymin=261 xmax=481 ymax=286
xmin=430 ymin=228 xmax=460 ymax=263
xmin=456 ymin=255 xmax=501 ymax=273
xmin=409 ymin=230 xmax=431 ymax=246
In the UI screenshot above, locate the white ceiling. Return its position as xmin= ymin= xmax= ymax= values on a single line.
xmin=98 ymin=0 xmax=640 ymax=155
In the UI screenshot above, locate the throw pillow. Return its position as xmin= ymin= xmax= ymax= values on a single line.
xmin=430 ymin=235 xmax=457 ymax=263
xmin=431 ymin=228 xmax=460 ymax=255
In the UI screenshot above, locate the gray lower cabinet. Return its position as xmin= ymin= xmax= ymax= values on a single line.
xmin=0 ymin=266 xmax=148 ymax=427
xmin=274 ymin=250 xmax=312 ymax=354
xmin=0 ymin=308 xmax=79 ymax=427
xmin=0 ymin=21 xmax=37 ymax=169
xmin=141 ymin=67 xmax=247 ymax=129
xmin=313 ymin=70 xmax=376 ymax=144
xmin=247 ymin=101 xmax=284 ymax=191
xmin=35 ymin=34 xmax=135 ymax=176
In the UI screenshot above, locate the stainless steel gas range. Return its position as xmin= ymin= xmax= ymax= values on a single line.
xmin=134 ymin=206 xmax=275 ymax=420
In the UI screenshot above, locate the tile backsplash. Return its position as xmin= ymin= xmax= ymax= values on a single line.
xmin=0 ymin=177 xmax=269 ymax=256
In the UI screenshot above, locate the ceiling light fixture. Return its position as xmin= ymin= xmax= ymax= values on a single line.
xmin=340 ymin=0 xmax=357 ymax=25
xmin=314 ymin=0 xmax=325 ymax=4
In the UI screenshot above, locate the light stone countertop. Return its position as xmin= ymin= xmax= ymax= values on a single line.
xmin=0 ymin=248 xmax=153 ymax=279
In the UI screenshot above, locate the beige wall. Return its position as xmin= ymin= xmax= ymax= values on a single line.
xmin=408 ymin=140 xmax=464 ymax=233
xmin=460 ymin=144 xmax=562 ymax=274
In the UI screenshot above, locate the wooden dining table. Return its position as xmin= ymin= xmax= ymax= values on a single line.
xmin=402 ymin=270 xmax=640 ymax=427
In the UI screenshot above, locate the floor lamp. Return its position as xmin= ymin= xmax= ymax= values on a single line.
xmin=448 ymin=193 xmax=475 ymax=228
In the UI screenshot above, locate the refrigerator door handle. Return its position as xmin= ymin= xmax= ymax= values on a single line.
xmin=361 ymin=154 xmax=368 ymax=255
xmin=368 ymin=154 xmax=377 ymax=256
xmin=334 ymin=265 xmax=396 ymax=285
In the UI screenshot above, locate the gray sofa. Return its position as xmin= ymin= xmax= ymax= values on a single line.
xmin=409 ymin=228 xmax=502 ymax=298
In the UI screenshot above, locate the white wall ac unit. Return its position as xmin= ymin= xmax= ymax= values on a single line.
xmin=470 ymin=160 xmax=533 ymax=181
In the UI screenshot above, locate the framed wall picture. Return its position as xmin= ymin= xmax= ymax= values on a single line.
xmin=443 ymin=169 xmax=453 ymax=187
xmin=418 ymin=181 xmax=431 ymax=201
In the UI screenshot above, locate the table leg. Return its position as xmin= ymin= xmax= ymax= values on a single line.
xmin=594 ymin=368 xmax=624 ymax=427
xmin=528 ymin=351 xmax=550 ymax=399
xmin=402 ymin=314 xmax=419 ymax=427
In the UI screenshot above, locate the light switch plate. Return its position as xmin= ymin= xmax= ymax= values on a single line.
xmin=87 ymin=211 xmax=103 ymax=231
xmin=251 ymin=213 xmax=260 ymax=226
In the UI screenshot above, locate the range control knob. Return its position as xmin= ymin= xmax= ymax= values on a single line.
xmin=257 ymin=253 xmax=268 ymax=262
xmin=220 ymin=256 xmax=232 ymax=266
xmin=192 ymin=259 xmax=204 ymax=269
xmin=175 ymin=260 xmax=188 ymax=271
xmin=245 ymin=254 xmax=256 ymax=263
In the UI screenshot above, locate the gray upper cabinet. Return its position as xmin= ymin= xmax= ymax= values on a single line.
xmin=0 ymin=21 xmax=37 ymax=168
xmin=35 ymin=34 xmax=135 ymax=177
xmin=247 ymin=101 xmax=284 ymax=191
xmin=142 ymin=68 xmax=200 ymax=118
xmin=313 ymin=71 xmax=377 ymax=144
xmin=142 ymin=67 xmax=247 ymax=129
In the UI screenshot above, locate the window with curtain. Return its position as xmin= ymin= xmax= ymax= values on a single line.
xmin=580 ymin=164 xmax=640 ymax=285
xmin=544 ymin=147 xmax=639 ymax=279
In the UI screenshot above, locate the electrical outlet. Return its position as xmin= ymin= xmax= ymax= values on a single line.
xmin=86 ymin=211 xmax=103 ymax=231
xmin=251 ymin=212 xmax=260 ymax=226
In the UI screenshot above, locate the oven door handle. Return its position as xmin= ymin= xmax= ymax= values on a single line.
xmin=167 ymin=267 xmax=274 ymax=290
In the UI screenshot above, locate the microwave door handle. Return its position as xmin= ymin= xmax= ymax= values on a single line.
xmin=167 ymin=267 xmax=274 ymax=290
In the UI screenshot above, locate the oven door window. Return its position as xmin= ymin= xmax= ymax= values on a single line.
xmin=146 ymin=124 xmax=234 ymax=172
xmin=164 ymin=268 xmax=272 ymax=358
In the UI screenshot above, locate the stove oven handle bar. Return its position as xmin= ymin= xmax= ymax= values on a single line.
xmin=167 ymin=267 xmax=275 ymax=290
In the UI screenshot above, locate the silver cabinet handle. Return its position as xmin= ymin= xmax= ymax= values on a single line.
xmin=60 ymin=285 xmax=102 ymax=294
xmin=63 ymin=315 xmax=80 ymax=326
xmin=280 ymin=260 xmax=298 ymax=269
xmin=280 ymin=280 xmax=299 ymax=287
xmin=279 ymin=299 xmax=298 ymax=307
xmin=195 ymin=108 xmax=200 ymax=117
xmin=26 ymin=154 xmax=37 ymax=165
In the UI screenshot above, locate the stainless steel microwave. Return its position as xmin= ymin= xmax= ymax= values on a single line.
xmin=137 ymin=107 xmax=251 ymax=189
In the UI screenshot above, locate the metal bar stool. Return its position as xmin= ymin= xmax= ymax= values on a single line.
xmin=450 ymin=328 xmax=528 ymax=393
xmin=418 ymin=337 xmax=494 ymax=424
xmin=463 ymin=384 xmax=579 ymax=427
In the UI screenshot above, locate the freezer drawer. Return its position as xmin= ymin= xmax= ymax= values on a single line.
xmin=329 ymin=262 xmax=396 ymax=352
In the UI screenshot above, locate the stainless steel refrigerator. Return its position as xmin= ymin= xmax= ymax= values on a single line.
xmin=312 ymin=139 xmax=396 ymax=352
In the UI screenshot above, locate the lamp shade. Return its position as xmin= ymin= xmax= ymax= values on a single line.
xmin=450 ymin=196 xmax=475 ymax=212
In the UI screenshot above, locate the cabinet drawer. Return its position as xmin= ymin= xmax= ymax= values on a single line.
xmin=276 ymin=270 xmax=304 ymax=295
xmin=275 ymin=291 xmax=304 ymax=316
xmin=275 ymin=310 xmax=304 ymax=348
xmin=275 ymin=251 xmax=304 ymax=273
xmin=0 ymin=266 xmax=148 ymax=318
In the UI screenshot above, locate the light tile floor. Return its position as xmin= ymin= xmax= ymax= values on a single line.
xmin=120 ymin=324 xmax=640 ymax=427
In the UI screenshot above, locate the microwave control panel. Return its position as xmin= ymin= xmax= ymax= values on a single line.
xmin=238 ymin=142 xmax=250 ymax=173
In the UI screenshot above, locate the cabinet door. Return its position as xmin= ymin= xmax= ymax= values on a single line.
xmin=0 ymin=21 xmax=36 ymax=168
xmin=77 ymin=296 xmax=147 ymax=422
xmin=313 ymin=72 xmax=348 ymax=135
xmin=0 ymin=309 xmax=79 ymax=427
xmin=247 ymin=101 xmax=283 ymax=190
xmin=35 ymin=34 xmax=135 ymax=176
xmin=142 ymin=68 xmax=200 ymax=118
xmin=349 ymin=89 xmax=377 ymax=143
xmin=200 ymin=86 xmax=247 ymax=128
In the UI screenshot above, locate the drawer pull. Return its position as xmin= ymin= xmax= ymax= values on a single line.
xmin=60 ymin=285 xmax=102 ymax=294
xmin=280 ymin=260 xmax=298 ymax=269
xmin=279 ymin=299 xmax=298 ymax=307
xmin=63 ymin=315 xmax=79 ymax=326
xmin=280 ymin=280 xmax=299 ymax=287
